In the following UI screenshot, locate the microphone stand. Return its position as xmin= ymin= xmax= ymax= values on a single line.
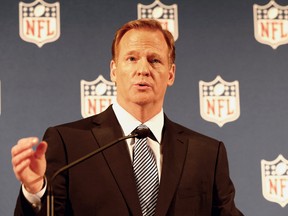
xmin=47 ymin=133 xmax=137 ymax=216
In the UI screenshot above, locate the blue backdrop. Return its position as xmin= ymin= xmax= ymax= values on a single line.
xmin=1 ymin=0 xmax=288 ymax=215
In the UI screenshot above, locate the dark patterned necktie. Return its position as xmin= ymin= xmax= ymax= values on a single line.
xmin=133 ymin=125 xmax=159 ymax=216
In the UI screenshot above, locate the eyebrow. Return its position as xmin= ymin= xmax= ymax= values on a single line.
xmin=124 ymin=50 xmax=163 ymax=58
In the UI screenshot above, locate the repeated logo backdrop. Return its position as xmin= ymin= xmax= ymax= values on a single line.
xmin=0 ymin=0 xmax=288 ymax=215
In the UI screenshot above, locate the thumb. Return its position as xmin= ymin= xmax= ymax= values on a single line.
xmin=34 ymin=141 xmax=48 ymax=159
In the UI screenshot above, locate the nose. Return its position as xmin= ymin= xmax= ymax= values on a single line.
xmin=137 ymin=58 xmax=150 ymax=76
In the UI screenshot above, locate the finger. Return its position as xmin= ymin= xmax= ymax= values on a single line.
xmin=34 ymin=141 xmax=48 ymax=159
xmin=13 ymin=158 xmax=31 ymax=180
xmin=11 ymin=147 xmax=34 ymax=167
xmin=11 ymin=137 xmax=39 ymax=157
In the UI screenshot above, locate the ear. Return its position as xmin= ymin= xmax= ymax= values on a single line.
xmin=110 ymin=60 xmax=117 ymax=82
xmin=167 ymin=64 xmax=176 ymax=86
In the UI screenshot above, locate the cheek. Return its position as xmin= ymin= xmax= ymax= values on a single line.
xmin=118 ymin=64 xmax=135 ymax=77
xmin=156 ymin=75 xmax=171 ymax=92
xmin=157 ymin=72 xmax=170 ymax=83
xmin=117 ymin=74 xmax=131 ymax=89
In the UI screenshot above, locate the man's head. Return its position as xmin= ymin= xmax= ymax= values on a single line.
xmin=110 ymin=19 xmax=176 ymax=121
xmin=112 ymin=19 xmax=175 ymax=66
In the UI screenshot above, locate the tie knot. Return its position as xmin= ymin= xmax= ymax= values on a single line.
xmin=137 ymin=124 xmax=148 ymax=130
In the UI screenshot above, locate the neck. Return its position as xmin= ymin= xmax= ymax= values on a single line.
xmin=117 ymin=100 xmax=162 ymax=123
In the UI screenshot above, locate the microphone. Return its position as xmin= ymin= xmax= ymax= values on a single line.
xmin=134 ymin=125 xmax=150 ymax=139
xmin=47 ymin=127 xmax=150 ymax=216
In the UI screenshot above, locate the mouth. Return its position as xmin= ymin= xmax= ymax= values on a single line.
xmin=138 ymin=83 xmax=148 ymax=87
xmin=134 ymin=81 xmax=151 ymax=89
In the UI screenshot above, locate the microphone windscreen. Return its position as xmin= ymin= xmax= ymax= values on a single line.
xmin=135 ymin=126 xmax=150 ymax=139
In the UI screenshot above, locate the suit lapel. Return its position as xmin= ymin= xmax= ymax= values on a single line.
xmin=91 ymin=107 xmax=142 ymax=216
xmin=155 ymin=117 xmax=188 ymax=216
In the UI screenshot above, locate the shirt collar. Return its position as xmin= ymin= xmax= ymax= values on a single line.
xmin=112 ymin=102 xmax=164 ymax=143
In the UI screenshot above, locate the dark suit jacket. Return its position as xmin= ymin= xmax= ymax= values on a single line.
xmin=15 ymin=106 xmax=244 ymax=216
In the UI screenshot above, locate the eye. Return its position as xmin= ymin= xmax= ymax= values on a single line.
xmin=150 ymin=58 xmax=161 ymax=64
xmin=127 ymin=56 xmax=136 ymax=62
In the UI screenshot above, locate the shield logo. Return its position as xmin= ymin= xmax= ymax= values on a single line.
xmin=81 ymin=75 xmax=117 ymax=118
xmin=199 ymin=76 xmax=240 ymax=127
xmin=138 ymin=0 xmax=178 ymax=40
xmin=19 ymin=0 xmax=60 ymax=47
xmin=261 ymin=154 xmax=288 ymax=207
xmin=253 ymin=0 xmax=288 ymax=49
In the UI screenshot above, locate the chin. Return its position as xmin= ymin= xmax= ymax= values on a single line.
xmin=133 ymin=97 xmax=152 ymax=106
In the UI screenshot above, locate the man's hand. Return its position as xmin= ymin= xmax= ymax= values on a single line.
xmin=11 ymin=137 xmax=48 ymax=194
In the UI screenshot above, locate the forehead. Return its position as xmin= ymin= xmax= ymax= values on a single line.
xmin=118 ymin=29 xmax=169 ymax=55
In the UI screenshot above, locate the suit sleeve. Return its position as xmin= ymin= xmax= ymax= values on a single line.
xmin=212 ymin=142 xmax=244 ymax=216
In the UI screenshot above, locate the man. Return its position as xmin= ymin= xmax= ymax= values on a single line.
xmin=11 ymin=19 xmax=244 ymax=215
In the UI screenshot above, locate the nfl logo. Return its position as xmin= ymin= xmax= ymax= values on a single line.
xmin=19 ymin=0 xmax=60 ymax=47
xmin=138 ymin=0 xmax=178 ymax=40
xmin=81 ymin=75 xmax=117 ymax=118
xmin=253 ymin=0 xmax=288 ymax=49
xmin=261 ymin=154 xmax=288 ymax=207
xmin=199 ymin=76 xmax=240 ymax=127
